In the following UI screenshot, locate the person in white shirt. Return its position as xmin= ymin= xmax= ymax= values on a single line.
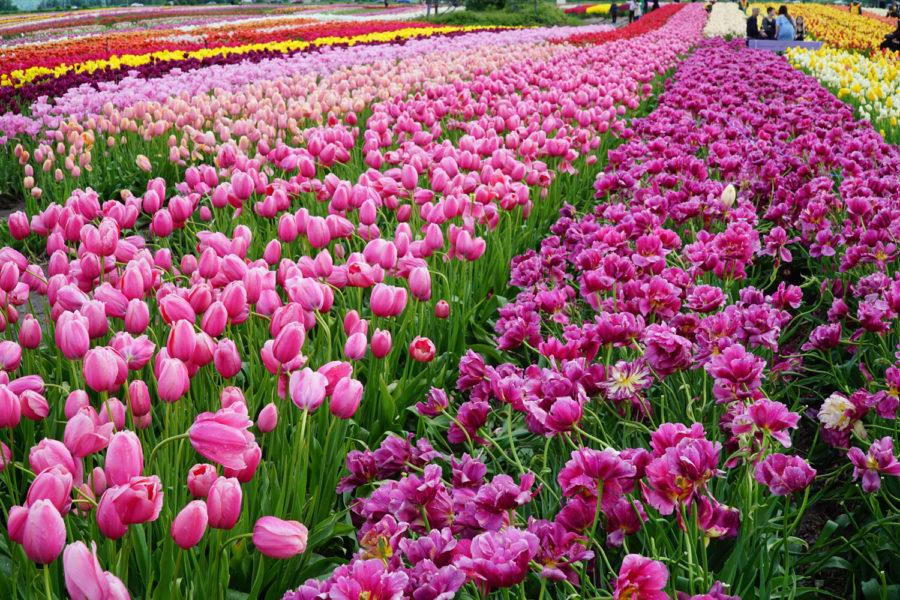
xmin=627 ymin=0 xmax=636 ymax=22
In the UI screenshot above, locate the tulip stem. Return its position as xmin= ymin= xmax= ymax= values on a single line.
xmin=43 ymin=565 xmax=53 ymax=600
xmin=148 ymin=432 xmax=190 ymax=469
xmin=220 ymin=531 xmax=254 ymax=549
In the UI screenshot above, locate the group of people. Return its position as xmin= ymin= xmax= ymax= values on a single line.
xmin=609 ymin=0 xmax=660 ymax=25
xmin=747 ymin=5 xmax=806 ymax=41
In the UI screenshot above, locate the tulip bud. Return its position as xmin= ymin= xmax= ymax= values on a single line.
xmin=214 ymin=339 xmax=242 ymax=379
xmin=289 ymin=368 xmax=327 ymax=413
xmin=157 ymin=358 xmax=190 ymax=402
xmin=252 ymin=516 xmax=308 ymax=559
xmin=371 ymin=329 xmax=392 ymax=359
xmin=258 ymin=403 xmax=278 ymax=433
xmin=23 ymin=500 xmax=66 ymax=564
xmin=330 ymin=378 xmax=363 ymax=419
xmin=171 ymin=500 xmax=208 ymax=550
xmin=435 ymin=300 xmax=450 ymax=319
xmin=128 ymin=380 xmax=151 ymax=417
xmin=721 ymin=183 xmax=736 ymax=209
xmin=409 ymin=336 xmax=436 ymax=362
xmin=207 ymin=477 xmax=242 ymax=530
xmin=18 ymin=315 xmax=42 ymax=349
xmin=65 ymin=390 xmax=90 ymax=420
xmin=343 ymin=332 xmax=367 ymax=361
xmin=105 ymin=431 xmax=144 ymax=487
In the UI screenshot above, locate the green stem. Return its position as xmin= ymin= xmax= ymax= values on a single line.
xmin=148 ymin=432 xmax=190 ymax=469
xmin=43 ymin=565 xmax=53 ymax=600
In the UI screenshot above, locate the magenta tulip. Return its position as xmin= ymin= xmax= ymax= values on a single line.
xmin=409 ymin=336 xmax=436 ymax=362
xmin=83 ymin=347 xmax=128 ymax=393
xmin=156 ymin=358 xmax=190 ymax=403
xmin=105 ymin=431 xmax=144 ymax=487
xmin=207 ymin=477 xmax=242 ymax=529
xmin=371 ymin=329 xmax=392 ymax=359
xmin=189 ymin=408 xmax=255 ymax=470
xmin=289 ymin=368 xmax=327 ymax=413
xmin=18 ymin=314 xmax=41 ymax=349
xmin=252 ymin=516 xmax=308 ymax=559
xmin=187 ymin=463 xmax=218 ymax=499
xmin=258 ymin=403 xmax=278 ymax=433
xmin=63 ymin=542 xmax=109 ymax=600
xmin=171 ymin=500 xmax=208 ymax=549
xmin=23 ymin=500 xmax=66 ymax=564
xmin=330 ymin=378 xmax=363 ymax=419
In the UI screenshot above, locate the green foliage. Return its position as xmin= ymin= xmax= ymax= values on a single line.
xmin=429 ymin=2 xmax=580 ymax=26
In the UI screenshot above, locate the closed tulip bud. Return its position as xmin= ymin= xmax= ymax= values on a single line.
xmin=409 ymin=267 xmax=432 ymax=302
xmin=8 ymin=211 xmax=30 ymax=240
xmin=258 ymin=403 xmax=278 ymax=433
xmin=221 ymin=282 xmax=247 ymax=319
xmin=83 ymin=347 xmax=128 ymax=393
xmin=97 ymin=397 xmax=126 ymax=431
xmin=167 ymin=319 xmax=197 ymax=362
xmin=63 ymin=541 xmax=109 ymax=600
xmin=89 ymin=467 xmax=107 ymax=497
xmin=105 ymin=431 xmax=143 ymax=487
xmin=171 ymin=500 xmax=208 ymax=550
xmin=26 ymin=465 xmax=73 ymax=515
xmin=273 ymin=321 xmax=305 ymax=364
xmin=343 ymin=310 xmax=361 ymax=335
xmin=207 ymin=477 xmax=242 ymax=529
xmin=187 ymin=463 xmax=218 ymax=499
xmin=0 ymin=341 xmax=21 ymax=372
xmin=214 ymin=339 xmax=242 ymax=379
xmin=425 ymin=223 xmax=444 ymax=251
xmin=65 ymin=390 xmax=90 ymax=420
xmin=0 ymin=441 xmax=9 ymax=472
xmin=330 ymin=378 xmax=363 ymax=419
xmin=156 ymin=358 xmax=190 ymax=403
xmin=56 ymin=311 xmax=90 ymax=359
xmin=263 ymin=239 xmax=281 ymax=266
xmin=128 ymin=380 xmax=150 ymax=417
xmin=409 ymin=336 xmax=436 ymax=362
xmin=435 ymin=300 xmax=450 ymax=319
xmin=0 ymin=385 xmax=21 ymax=428
xmin=0 ymin=262 xmax=19 ymax=293
xmin=252 ymin=516 xmax=308 ymax=559
xmin=278 ymin=213 xmax=298 ymax=243
xmin=220 ymin=387 xmax=246 ymax=410
xmin=135 ymin=154 xmax=152 ymax=172
xmin=371 ymin=329 xmax=392 ymax=359
xmin=721 ymin=183 xmax=736 ymax=209
xmin=306 ymin=216 xmax=330 ymax=248
xmin=8 ymin=504 xmax=27 ymax=544
xmin=23 ymin=500 xmax=66 ymax=564
xmin=288 ymin=368 xmax=327 ymax=413
xmin=96 ymin=490 xmax=127 ymax=540
xmin=18 ymin=315 xmax=41 ymax=349
xmin=343 ymin=332 xmax=367 ymax=361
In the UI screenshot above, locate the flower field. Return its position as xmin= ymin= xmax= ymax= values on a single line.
xmin=2 ymin=3 xmax=900 ymax=600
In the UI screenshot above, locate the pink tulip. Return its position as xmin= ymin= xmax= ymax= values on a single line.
xmin=187 ymin=463 xmax=218 ymax=499
xmin=18 ymin=315 xmax=41 ymax=349
xmin=79 ymin=300 xmax=109 ymax=339
xmin=128 ymin=380 xmax=151 ymax=417
xmin=252 ymin=516 xmax=308 ymax=559
xmin=124 ymin=299 xmax=150 ymax=334
xmin=224 ymin=443 xmax=261 ymax=483
xmin=65 ymin=409 xmax=113 ymax=457
xmin=97 ymin=397 xmax=126 ymax=431
xmin=288 ymin=368 xmax=327 ymax=413
xmin=0 ymin=385 xmax=21 ymax=428
xmin=105 ymin=431 xmax=144 ymax=487
xmin=26 ymin=465 xmax=73 ymax=515
xmin=272 ymin=321 xmax=305 ymax=364
xmin=214 ymin=339 xmax=242 ymax=379
xmin=0 ymin=341 xmax=22 ymax=371
xmin=65 ymin=390 xmax=89 ymax=420
xmin=56 ymin=311 xmax=90 ymax=360
xmin=201 ymin=302 xmax=228 ymax=337
xmin=171 ymin=500 xmax=208 ymax=549
xmin=103 ymin=475 xmax=164 ymax=527
xmin=156 ymin=358 xmax=190 ymax=402
xmin=371 ymin=329 xmax=392 ymax=359
xmin=63 ymin=542 xmax=110 ymax=600
xmin=8 ymin=211 xmax=30 ymax=240
xmin=207 ymin=477 xmax=242 ymax=529
xmin=0 ymin=441 xmax=9 ymax=472
xmin=330 ymin=378 xmax=363 ymax=419
xmin=344 ymin=332 xmax=367 ymax=361
xmin=20 ymin=389 xmax=49 ymax=421
xmin=258 ymin=403 xmax=278 ymax=433
xmin=83 ymin=347 xmax=128 ymax=393
xmin=409 ymin=337 xmax=436 ymax=362
xmin=29 ymin=438 xmax=76 ymax=476
xmin=7 ymin=504 xmax=27 ymax=544
xmin=409 ymin=267 xmax=432 ymax=302
xmin=189 ymin=408 xmax=255 ymax=470
xmin=23 ymin=500 xmax=66 ymax=564
xmin=167 ymin=320 xmax=197 ymax=362
xmin=435 ymin=300 xmax=450 ymax=319
xmin=307 ymin=216 xmax=331 ymax=248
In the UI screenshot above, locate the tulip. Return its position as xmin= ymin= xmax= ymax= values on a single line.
xmin=202 ymin=302 xmax=228 ymax=337
xmin=409 ymin=336 xmax=436 ymax=362
xmin=167 ymin=319 xmax=197 ymax=362
xmin=224 ymin=443 xmax=262 ymax=483
xmin=257 ymin=403 xmax=278 ymax=434
xmin=124 ymin=299 xmax=150 ymax=334
xmin=371 ymin=329 xmax=392 ymax=359
xmin=272 ymin=321 xmax=305 ymax=364
xmin=63 ymin=542 xmax=109 ymax=600
xmin=135 ymin=154 xmax=152 ymax=172
xmin=56 ymin=311 xmax=90 ymax=360
xmin=64 ymin=410 xmax=113 ymax=457
xmin=0 ymin=340 xmax=22 ymax=371
xmin=188 ymin=463 xmax=218 ymax=499
xmin=0 ymin=441 xmax=9 ymax=472
xmin=65 ymin=390 xmax=90 ymax=420
xmin=0 ymin=385 xmax=21 ymax=429
xmin=288 ymin=368 xmax=327 ymax=413
xmin=189 ymin=408 xmax=255 ymax=470
xmin=156 ymin=358 xmax=190 ymax=402
xmin=435 ymin=300 xmax=450 ymax=319
xmin=106 ymin=475 xmax=164 ymax=526
xmin=344 ymin=332 xmax=367 ymax=361
xmin=20 ymin=390 xmax=49 ymax=421
xmin=252 ymin=516 xmax=308 ymax=559
xmin=26 ymin=465 xmax=73 ymax=515
xmin=207 ymin=477 xmax=242 ymax=529
xmin=128 ymin=380 xmax=151 ymax=417
xmin=97 ymin=398 xmax=127 ymax=431
xmin=214 ymin=339 xmax=242 ymax=379
xmin=8 ymin=504 xmax=27 ymax=544
xmin=409 ymin=267 xmax=432 ymax=302
xmin=83 ymin=347 xmax=128 ymax=393
xmin=171 ymin=500 xmax=208 ymax=549
xmin=8 ymin=211 xmax=29 ymax=240
xmin=105 ymin=431 xmax=144 ymax=487
xmin=23 ymin=500 xmax=66 ymax=564
xmin=18 ymin=314 xmax=41 ymax=349
xmin=330 ymin=378 xmax=363 ymax=419
xmin=29 ymin=438 xmax=76 ymax=476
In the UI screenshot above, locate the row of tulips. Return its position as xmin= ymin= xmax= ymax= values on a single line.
xmin=279 ymin=34 xmax=900 ymax=600
xmin=0 ymin=21 xmax=489 ymax=90
xmin=787 ymin=44 xmax=900 ymax=144
xmin=556 ymin=4 xmax=684 ymax=45
xmin=0 ymin=6 xmax=704 ymax=599
xmin=0 ymin=25 xmax=611 ymax=196
xmin=702 ymin=2 xmax=745 ymax=38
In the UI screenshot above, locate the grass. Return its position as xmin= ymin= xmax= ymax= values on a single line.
xmin=426 ymin=1 xmax=581 ymax=26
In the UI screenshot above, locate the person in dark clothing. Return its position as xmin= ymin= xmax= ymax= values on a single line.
xmin=762 ymin=7 xmax=777 ymax=39
xmin=881 ymin=20 xmax=900 ymax=52
xmin=747 ymin=7 xmax=762 ymax=39
xmin=610 ymin=1 xmax=618 ymax=23
xmin=795 ymin=16 xmax=806 ymax=40
xmin=651 ymin=0 xmax=659 ymax=10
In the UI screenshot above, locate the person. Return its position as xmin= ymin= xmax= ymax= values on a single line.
xmin=889 ymin=1 xmax=899 ymax=18
xmin=774 ymin=5 xmax=795 ymax=41
xmin=795 ymin=15 xmax=806 ymax=40
xmin=651 ymin=0 xmax=659 ymax=10
xmin=634 ymin=0 xmax=642 ymax=20
xmin=881 ymin=20 xmax=900 ymax=51
xmin=627 ymin=0 xmax=635 ymax=23
xmin=747 ymin=7 xmax=762 ymax=39
xmin=762 ymin=7 xmax=777 ymax=39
